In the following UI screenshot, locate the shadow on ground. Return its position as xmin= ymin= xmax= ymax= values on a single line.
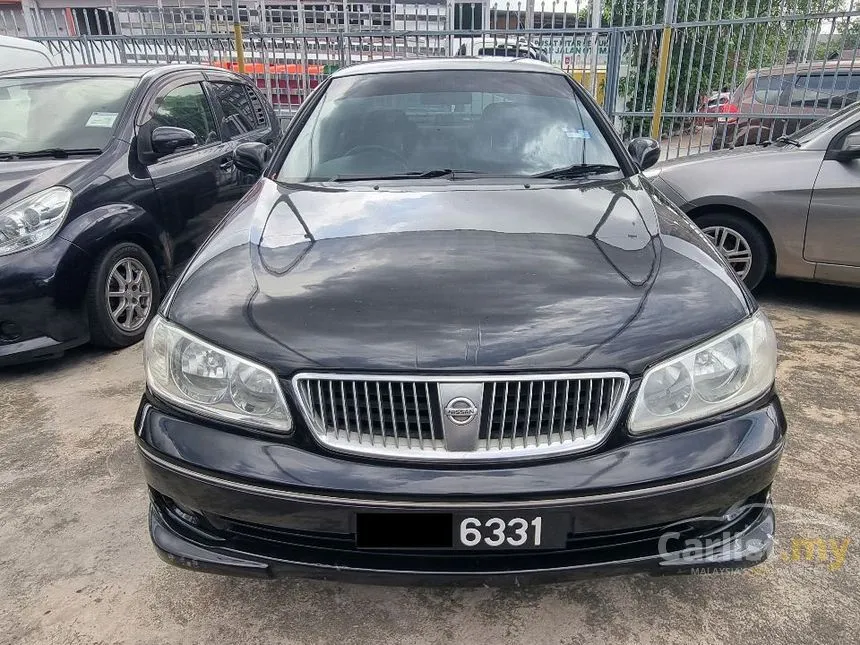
xmin=758 ymin=278 xmax=860 ymax=314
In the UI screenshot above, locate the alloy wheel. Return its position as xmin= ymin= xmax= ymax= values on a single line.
xmin=701 ymin=225 xmax=753 ymax=279
xmin=106 ymin=257 xmax=153 ymax=332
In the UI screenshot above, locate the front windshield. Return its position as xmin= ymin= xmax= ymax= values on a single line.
xmin=277 ymin=70 xmax=620 ymax=182
xmin=790 ymin=100 xmax=860 ymax=143
xmin=0 ymin=76 xmax=137 ymax=154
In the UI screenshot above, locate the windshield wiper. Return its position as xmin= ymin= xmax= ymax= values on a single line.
xmin=330 ymin=169 xmax=487 ymax=182
xmin=774 ymin=136 xmax=801 ymax=148
xmin=530 ymin=164 xmax=621 ymax=180
xmin=0 ymin=147 xmax=103 ymax=160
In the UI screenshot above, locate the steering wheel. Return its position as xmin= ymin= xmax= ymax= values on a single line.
xmin=344 ymin=144 xmax=408 ymax=169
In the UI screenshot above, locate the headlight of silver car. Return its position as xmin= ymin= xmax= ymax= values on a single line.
xmin=629 ymin=310 xmax=777 ymax=434
xmin=0 ymin=186 xmax=72 ymax=256
xmin=144 ymin=316 xmax=293 ymax=433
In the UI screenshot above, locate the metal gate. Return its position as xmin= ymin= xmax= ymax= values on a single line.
xmin=2 ymin=1 xmax=859 ymax=159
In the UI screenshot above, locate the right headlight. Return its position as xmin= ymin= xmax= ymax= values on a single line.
xmin=0 ymin=186 xmax=72 ymax=256
xmin=144 ymin=316 xmax=293 ymax=433
xmin=629 ymin=310 xmax=777 ymax=434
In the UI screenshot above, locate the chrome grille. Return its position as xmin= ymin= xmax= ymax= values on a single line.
xmin=480 ymin=377 xmax=627 ymax=452
xmin=295 ymin=377 xmax=443 ymax=453
xmin=293 ymin=373 xmax=629 ymax=462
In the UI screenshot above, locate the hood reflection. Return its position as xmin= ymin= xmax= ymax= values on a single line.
xmin=168 ymin=177 xmax=749 ymax=375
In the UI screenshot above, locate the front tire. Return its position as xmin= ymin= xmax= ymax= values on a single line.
xmin=86 ymin=242 xmax=161 ymax=348
xmin=695 ymin=213 xmax=770 ymax=290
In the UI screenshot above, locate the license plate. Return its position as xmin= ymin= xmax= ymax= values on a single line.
xmin=356 ymin=512 xmax=569 ymax=550
xmin=453 ymin=513 xmax=569 ymax=550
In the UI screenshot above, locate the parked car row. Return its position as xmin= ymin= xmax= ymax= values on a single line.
xmin=1 ymin=52 xmax=855 ymax=585
xmin=1 ymin=51 xmax=857 ymax=367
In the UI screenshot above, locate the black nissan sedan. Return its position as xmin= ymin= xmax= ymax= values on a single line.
xmin=0 ymin=64 xmax=279 ymax=365
xmin=136 ymin=58 xmax=784 ymax=583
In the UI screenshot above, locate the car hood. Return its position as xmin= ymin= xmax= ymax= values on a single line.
xmin=646 ymin=144 xmax=821 ymax=210
xmin=0 ymin=158 xmax=90 ymax=210
xmin=167 ymin=177 xmax=751 ymax=376
xmin=649 ymin=143 xmax=789 ymax=177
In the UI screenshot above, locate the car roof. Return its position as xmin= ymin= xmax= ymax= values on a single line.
xmin=0 ymin=63 xmax=229 ymax=79
xmin=0 ymin=34 xmax=51 ymax=53
xmin=330 ymin=57 xmax=564 ymax=78
xmin=746 ymin=59 xmax=860 ymax=78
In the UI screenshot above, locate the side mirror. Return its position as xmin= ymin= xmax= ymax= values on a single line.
xmin=151 ymin=126 xmax=197 ymax=156
xmin=831 ymin=132 xmax=860 ymax=162
xmin=234 ymin=141 xmax=269 ymax=175
xmin=627 ymin=137 xmax=661 ymax=171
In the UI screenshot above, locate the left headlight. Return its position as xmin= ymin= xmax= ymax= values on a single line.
xmin=0 ymin=186 xmax=72 ymax=256
xmin=144 ymin=316 xmax=293 ymax=433
xmin=629 ymin=310 xmax=777 ymax=434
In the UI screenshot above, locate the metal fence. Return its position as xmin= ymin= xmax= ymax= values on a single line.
xmin=2 ymin=1 xmax=859 ymax=159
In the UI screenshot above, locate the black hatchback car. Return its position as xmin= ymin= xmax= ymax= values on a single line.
xmin=0 ymin=64 xmax=279 ymax=365
xmin=136 ymin=58 xmax=784 ymax=583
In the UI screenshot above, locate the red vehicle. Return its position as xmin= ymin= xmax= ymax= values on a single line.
xmin=697 ymin=90 xmax=733 ymax=126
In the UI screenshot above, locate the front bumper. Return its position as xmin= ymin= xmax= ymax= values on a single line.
xmin=148 ymin=489 xmax=776 ymax=584
xmin=136 ymin=395 xmax=785 ymax=584
xmin=0 ymin=238 xmax=91 ymax=366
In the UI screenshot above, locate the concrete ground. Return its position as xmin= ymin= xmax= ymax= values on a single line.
xmin=1 ymin=279 xmax=858 ymax=645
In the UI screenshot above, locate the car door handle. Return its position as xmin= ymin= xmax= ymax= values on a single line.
xmin=219 ymin=157 xmax=234 ymax=170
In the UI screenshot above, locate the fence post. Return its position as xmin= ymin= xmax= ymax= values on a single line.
xmin=337 ymin=32 xmax=346 ymax=68
xmin=589 ymin=0 xmax=602 ymax=97
xmin=231 ymin=0 xmax=246 ymax=73
xmin=20 ymin=0 xmax=41 ymax=36
xmin=298 ymin=1 xmax=310 ymax=100
xmin=650 ymin=0 xmax=676 ymax=140
xmin=203 ymin=0 xmax=212 ymax=32
xmin=604 ymin=29 xmax=622 ymax=117
xmin=258 ymin=0 xmax=272 ymax=105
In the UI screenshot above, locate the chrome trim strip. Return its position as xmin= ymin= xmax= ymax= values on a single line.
xmin=293 ymin=371 xmax=630 ymax=383
xmin=289 ymin=371 xmax=631 ymax=463
xmin=138 ymin=441 xmax=783 ymax=510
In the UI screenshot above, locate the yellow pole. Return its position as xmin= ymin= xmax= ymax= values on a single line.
xmin=233 ymin=23 xmax=246 ymax=74
xmin=232 ymin=0 xmax=245 ymax=74
xmin=650 ymin=25 xmax=672 ymax=140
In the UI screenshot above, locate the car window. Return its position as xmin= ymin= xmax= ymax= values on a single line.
xmin=278 ymin=70 xmax=620 ymax=182
xmin=152 ymin=83 xmax=217 ymax=145
xmin=0 ymin=76 xmax=136 ymax=153
xmin=789 ymin=72 xmax=860 ymax=109
xmin=750 ymin=74 xmax=789 ymax=105
xmin=477 ymin=45 xmax=523 ymax=57
xmin=211 ymin=81 xmax=264 ymax=139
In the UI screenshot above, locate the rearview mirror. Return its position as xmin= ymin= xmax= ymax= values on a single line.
xmin=151 ymin=126 xmax=197 ymax=156
xmin=233 ymin=141 xmax=269 ymax=175
xmin=627 ymin=137 xmax=661 ymax=171
xmin=832 ymin=132 xmax=860 ymax=162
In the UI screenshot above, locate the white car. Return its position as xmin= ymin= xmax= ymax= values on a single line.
xmin=0 ymin=35 xmax=53 ymax=73
xmin=453 ymin=36 xmax=550 ymax=62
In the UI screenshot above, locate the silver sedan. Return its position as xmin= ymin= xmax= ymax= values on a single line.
xmin=646 ymin=101 xmax=860 ymax=289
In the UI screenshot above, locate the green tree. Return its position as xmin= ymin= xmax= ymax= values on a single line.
xmin=815 ymin=17 xmax=860 ymax=60
xmin=603 ymin=0 xmax=840 ymax=137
